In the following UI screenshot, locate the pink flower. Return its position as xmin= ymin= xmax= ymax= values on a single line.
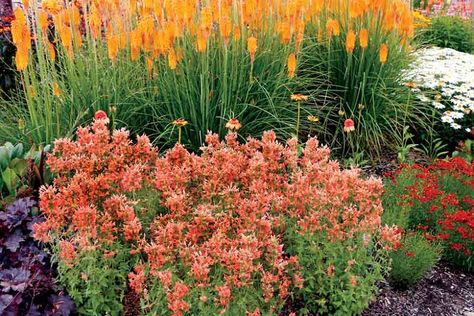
xmin=343 ymin=119 xmax=355 ymax=132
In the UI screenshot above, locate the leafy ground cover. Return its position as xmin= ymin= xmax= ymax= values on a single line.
xmin=0 ymin=197 xmax=75 ymax=315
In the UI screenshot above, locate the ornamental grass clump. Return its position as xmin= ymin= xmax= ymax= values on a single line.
xmin=299 ymin=0 xmax=434 ymax=157
xmin=34 ymin=115 xmax=399 ymax=315
xmin=1 ymin=0 xmax=432 ymax=159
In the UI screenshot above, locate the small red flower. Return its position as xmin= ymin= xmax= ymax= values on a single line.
xmin=405 ymin=251 xmax=416 ymax=257
xmin=343 ymin=119 xmax=355 ymax=132
xmin=94 ymin=110 xmax=108 ymax=120
xmin=450 ymin=243 xmax=463 ymax=251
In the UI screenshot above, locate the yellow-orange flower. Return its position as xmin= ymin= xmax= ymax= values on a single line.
xmin=172 ymin=119 xmax=188 ymax=127
xmin=345 ymin=30 xmax=356 ymax=54
xmin=359 ymin=28 xmax=368 ymax=49
xmin=52 ymin=82 xmax=62 ymax=97
xmin=379 ymin=43 xmax=388 ymax=64
xmin=290 ymin=94 xmax=308 ymax=102
xmin=287 ymin=53 xmax=297 ymax=79
xmin=225 ymin=118 xmax=242 ymax=131
xmin=307 ymin=115 xmax=319 ymax=122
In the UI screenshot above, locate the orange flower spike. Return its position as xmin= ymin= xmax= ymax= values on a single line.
xmin=379 ymin=43 xmax=388 ymax=64
xmin=280 ymin=21 xmax=291 ymax=45
xmin=38 ymin=11 xmax=50 ymax=32
xmin=107 ymin=34 xmax=119 ymax=61
xmin=359 ymin=28 xmax=368 ymax=49
xmin=233 ymin=26 xmax=241 ymax=41
xmin=219 ymin=16 xmax=232 ymax=45
xmin=168 ymin=48 xmax=177 ymax=70
xmin=196 ymin=28 xmax=208 ymax=53
xmin=345 ymin=30 xmax=356 ymax=54
xmin=326 ymin=19 xmax=340 ymax=37
xmin=15 ymin=47 xmax=29 ymax=71
xmin=47 ymin=42 xmax=56 ymax=61
xmin=287 ymin=53 xmax=297 ymax=79
xmin=146 ymin=57 xmax=154 ymax=77
xmin=247 ymin=36 xmax=258 ymax=62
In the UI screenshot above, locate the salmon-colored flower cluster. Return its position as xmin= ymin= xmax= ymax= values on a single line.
xmin=33 ymin=112 xmax=157 ymax=249
xmin=35 ymin=117 xmax=399 ymax=314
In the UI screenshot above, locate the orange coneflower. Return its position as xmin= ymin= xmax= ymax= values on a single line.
xmin=359 ymin=28 xmax=368 ymax=49
xmin=345 ymin=30 xmax=356 ymax=54
xmin=379 ymin=43 xmax=388 ymax=64
xmin=287 ymin=53 xmax=297 ymax=79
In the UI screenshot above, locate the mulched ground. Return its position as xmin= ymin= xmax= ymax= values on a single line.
xmin=363 ymin=262 xmax=474 ymax=316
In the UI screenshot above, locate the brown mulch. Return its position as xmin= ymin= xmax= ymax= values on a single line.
xmin=362 ymin=263 xmax=474 ymax=316
xmin=123 ymin=286 xmax=141 ymax=316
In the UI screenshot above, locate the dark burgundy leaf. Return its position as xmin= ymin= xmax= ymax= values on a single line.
xmin=26 ymin=304 xmax=42 ymax=316
xmin=48 ymin=294 xmax=76 ymax=316
xmin=5 ymin=229 xmax=25 ymax=252
xmin=0 ymin=294 xmax=13 ymax=314
xmin=0 ymin=268 xmax=30 ymax=292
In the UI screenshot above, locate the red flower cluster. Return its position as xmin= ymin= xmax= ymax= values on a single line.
xmin=389 ymin=158 xmax=474 ymax=269
xmin=35 ymin=115 xmax=399 ymax=314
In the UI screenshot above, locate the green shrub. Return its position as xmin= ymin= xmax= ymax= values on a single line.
xmin=55 ymin=245 xmax=132 ymax=316
xmin=389 ymin=233 xmax=442 ymax=287
xmin=285 ymin=224 xmax=391 ymax=315
xmin=417 ymin=16 xmax=474 ymax=53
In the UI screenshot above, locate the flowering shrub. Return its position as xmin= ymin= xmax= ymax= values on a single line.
xmin=33 ymin=115 xmax=157 ymax=315
xmin=34 ymin=116 xmax=398 ymax=315
xmin=403 ymin=47 xmax=474 ymax=147
xmin=384 ymin=157 xmax=474 ymax=271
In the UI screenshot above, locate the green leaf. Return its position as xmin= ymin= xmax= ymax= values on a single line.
xmin=0 ymin=147 xmax=9 ymax=169
xmin=10 ymin=158 xmax=28 ymax=177
xmin=2 ymin=167 xmax=20 ymax=195
xmin=12 ymin=143 xmax=24 ymax=159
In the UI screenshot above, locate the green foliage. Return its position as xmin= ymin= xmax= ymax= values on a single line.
xmin=389 ymin=234 xmax=442 ymax=287
xmin=453 ymin=139 xmax=474 ymax=163
xmin=285 ymin=223 xmax=389 ymax=316
xmin=55 ymin=244 xmax=133 ymax=316
xmin=417 ymin=16 xmax=474 ymax=53
xmin=0 ymin=142 xmax=51 ymax=201
xmin=0 ymin=142 xmax=28 ymax=198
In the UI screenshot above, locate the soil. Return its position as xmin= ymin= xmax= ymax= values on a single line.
xmin=362 ymin=262 xmax=474 ymax=316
